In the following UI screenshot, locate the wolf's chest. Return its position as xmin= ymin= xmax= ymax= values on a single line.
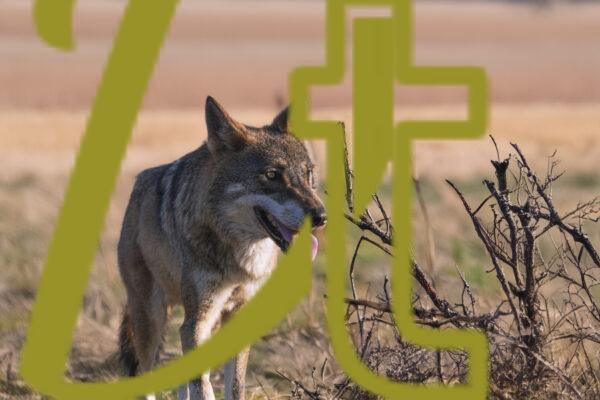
xmin=235 ymin=239 xmax=278 ymax=279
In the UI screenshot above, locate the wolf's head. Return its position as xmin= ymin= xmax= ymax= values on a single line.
xmin=204 ymin=96 xmax=326 ymax=259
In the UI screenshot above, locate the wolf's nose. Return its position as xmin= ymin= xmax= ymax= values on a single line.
xmin=311 ymin=209 xmax=327 ymax=228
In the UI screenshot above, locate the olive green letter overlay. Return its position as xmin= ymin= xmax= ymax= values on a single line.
xmin=289 ymin=0 xmax=489 ymax=398
xmin=22 ymin=0 xmax=312 ymax=398
xmin=21 ymin=0 xmax=489 ymax=399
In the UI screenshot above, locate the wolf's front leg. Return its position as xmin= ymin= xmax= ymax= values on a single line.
xmin=179 ymin=278 xmax=234 ymax=400
xmin=179 ymin=317 xmax=214 ymax=400
xmin=224 ymin=347 xmax=250 ymax=400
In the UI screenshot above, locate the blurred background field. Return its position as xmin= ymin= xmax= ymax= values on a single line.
xmin=1 ymin=0 xmax=600 ymax=398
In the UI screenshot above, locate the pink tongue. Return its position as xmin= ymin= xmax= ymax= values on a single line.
xmin=278 ymin=224 xmax=294 ymax=243
xmin=310 ymin=234 xmax=318 ymax=261
xmin=277 ymin=224 xmax=319 ymax=261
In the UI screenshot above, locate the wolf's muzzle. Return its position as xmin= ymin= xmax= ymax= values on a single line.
xmin=310 ymin=208 xmax=327 ymax=229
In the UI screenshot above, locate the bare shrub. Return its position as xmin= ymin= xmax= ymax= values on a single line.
xmin=280 ymin=132 xmax=600 ymax=400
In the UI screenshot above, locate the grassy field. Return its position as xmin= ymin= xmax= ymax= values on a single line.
xmin=1 ymin=0 xmax=600 ymax=398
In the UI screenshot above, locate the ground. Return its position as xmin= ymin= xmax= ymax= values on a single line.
xmin=1 ymin=0 xmax=600 ymax=398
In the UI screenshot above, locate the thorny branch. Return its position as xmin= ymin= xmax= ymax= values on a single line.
xmin=285 ymin=130 xmax=600 ymax=400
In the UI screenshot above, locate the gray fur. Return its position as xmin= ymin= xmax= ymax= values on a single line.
xmin=117 ymin=96 xmax=325 ymax=400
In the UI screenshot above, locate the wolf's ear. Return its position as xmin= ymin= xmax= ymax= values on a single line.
xmin=205 ymin=96 xmax=252 ymax=154
xmin=270 ymin=106 xmax=289 ymax=133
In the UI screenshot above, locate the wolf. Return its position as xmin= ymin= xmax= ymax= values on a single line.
xmin=117 ymin=96 xmax=326 ymax=400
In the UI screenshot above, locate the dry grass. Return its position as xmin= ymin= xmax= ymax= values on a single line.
xmin=2 ymin=0 xmax=600 ymax=398
xmin=1 ymin=104 xmax=599 ymax=398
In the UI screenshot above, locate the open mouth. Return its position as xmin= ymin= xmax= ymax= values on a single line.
xmin=254 ymin=207 xmax=319 ymax=260
xmin=254 ymin=207 xmax=297 ymax=252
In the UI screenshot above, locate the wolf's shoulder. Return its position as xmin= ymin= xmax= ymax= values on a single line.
xmin=135 ymin=146 xmax=209 ymax=186
xmin=133 ymin=163 xmax=170 ymax=192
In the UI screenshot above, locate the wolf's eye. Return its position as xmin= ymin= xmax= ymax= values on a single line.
xmin=265 ymin=169 xmax=279 ymax=180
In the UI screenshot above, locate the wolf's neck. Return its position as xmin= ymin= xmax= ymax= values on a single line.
xmin=235 ymin=238 xmax=278 ymax=279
